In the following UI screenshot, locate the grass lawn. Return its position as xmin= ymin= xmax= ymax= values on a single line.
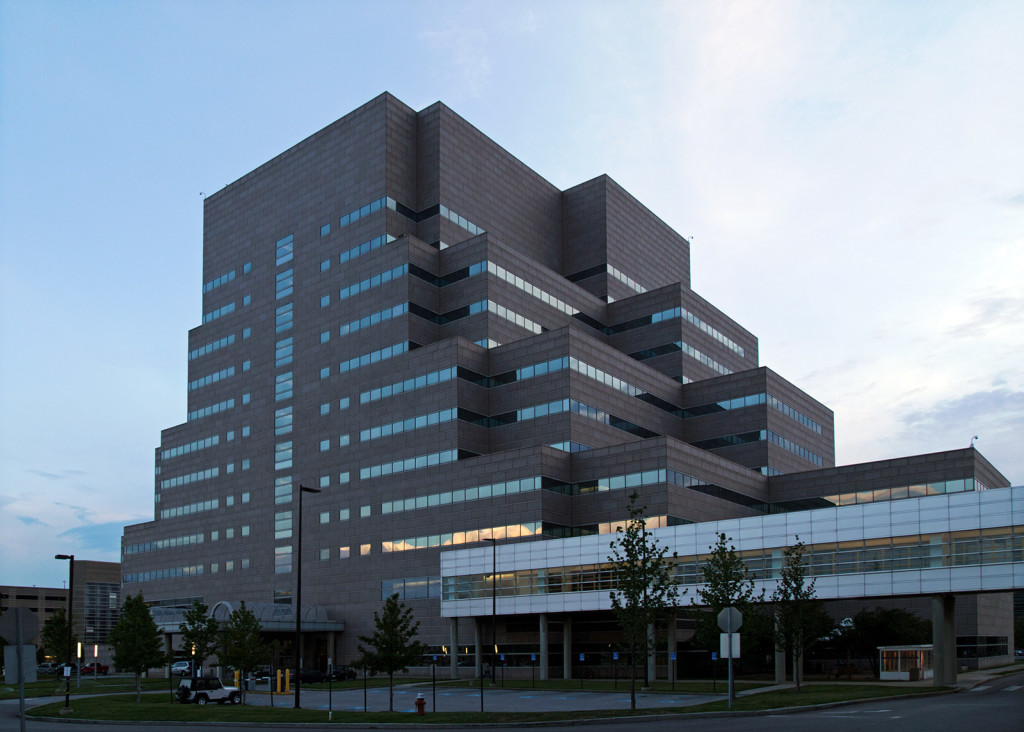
xmin=0 ymin=676 xmax=169 ymax=701
xmin=26 ymin=683 xmax=940 ymax=723
xmin=684 ymin=684 xmax=940 ymax=713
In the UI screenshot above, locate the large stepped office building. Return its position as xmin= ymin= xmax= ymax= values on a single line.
xmin=122 ymin=93 xmax=1012 ymax=671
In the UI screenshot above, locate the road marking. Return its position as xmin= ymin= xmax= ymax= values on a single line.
xmin=969 ymin=685 xmax=991 ymax=692
xmin=1004 ymin=685 xmax=1021 ymax=691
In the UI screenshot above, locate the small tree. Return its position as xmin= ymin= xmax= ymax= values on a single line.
xmin=218 ymin=602 xmax=269 ymax=703
xmin=844 ymin=606 xmax=931 ymax=677
xmin=108 ymin=593 xmax=166 ymax=702
xmin=608 ymin=492 xmax=681 ymax=710
xmin=179 ymin=600 xmax=219 ymax=678
xmin=693 ymin=533 xmax=764 ymax=652
xmin=771 ymin=539 xmax=834 ymax=690
xmin=39 ymin=608 xmax=78 ymax=662
xmin=356 ymin=594 xmax=426 ymax=712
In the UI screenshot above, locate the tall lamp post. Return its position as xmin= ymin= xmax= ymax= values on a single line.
xmin=484 ymin=538 xmax=497 ymax=686
xmin=294 ymin=484 xmax=321 ymax=709
xmin=55 ymin=554 xmax=74 ymax=711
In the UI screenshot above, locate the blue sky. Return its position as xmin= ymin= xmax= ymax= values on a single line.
xmin=1 ymin=0 xmax=1022 ymax=588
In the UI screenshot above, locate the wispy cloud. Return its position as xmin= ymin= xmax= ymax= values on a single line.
xmin=27 ymin=468 xmax=86 ymax=481
xmin=17 ymin=515 xmax=48 ymax=527
xmin=899 ymin=388 xmax=1024 ymax=431
xmin=57 ymin=520 xmax=131 ymax=554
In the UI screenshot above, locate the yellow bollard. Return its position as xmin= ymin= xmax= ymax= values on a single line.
xmin=276 ymin=669 xmax=282 ymax=694
xmin=234 ymin=670 xmax=240 ymax=688
xmin=285 ymin=669 xmax=291 ymax=693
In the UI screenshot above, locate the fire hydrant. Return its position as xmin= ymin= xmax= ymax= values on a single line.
xmin=414 ymin=691 xmax=426 ymax=715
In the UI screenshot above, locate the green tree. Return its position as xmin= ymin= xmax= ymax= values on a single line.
xmin=771 ymin=539 xmax=834 ymax=690
xmin=843 ymin=606 xmax=931 ymax=677
xmin=608 ymin=492 xmax=681 ymax=710
xmin=692 ymin=533 xmax=765 ymax=653
xmin=39 ymin=607 xmax=78 ymax=662
xmin=108 ymin=593 xmax=166 ymax=701
xmin=179 ymin=600 xmax=219 ymax=678
xmin=217 ymin=602 xmax=269 ymax=703
xmin=356 ymin=593 xmax=426 ymax=711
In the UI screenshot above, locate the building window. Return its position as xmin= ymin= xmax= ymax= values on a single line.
xmin=360 ymin=544 xmax=371 ymax=556
xmin=319 ymin=548 xmax=330 ymax=560
xmin=360 ymin=505 xmax=371 ymax=518
xmin=339 ymin=546 xmax=350 ymax=559
xmin=320 ymin=511 xmax=330 ymax=524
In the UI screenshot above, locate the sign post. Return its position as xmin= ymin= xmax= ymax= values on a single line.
xmin=716 ymin=607 xmax=742 ymax=709
xmin=0 ymin=607 xmax=38 ymax=732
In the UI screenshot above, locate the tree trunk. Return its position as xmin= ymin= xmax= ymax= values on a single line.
xmin=388 ymin=672 xmax=394 ymax=712
xmin=135 ymin=672 xmax=142 ymax=703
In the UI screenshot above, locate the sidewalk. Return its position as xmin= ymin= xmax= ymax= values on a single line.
xmin=735 ymin=661 xmax=1023 ymax=696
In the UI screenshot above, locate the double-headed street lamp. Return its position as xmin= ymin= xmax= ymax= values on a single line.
xmin=55 ymin=554 xmax=74 ymax=711
xmin=294 ymin=484 xmax=321 ymax=709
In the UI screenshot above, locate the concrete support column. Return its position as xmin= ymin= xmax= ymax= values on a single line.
xmin=474 ymin=618 xmax=483 ymax=678
xmin=449 ymin=618 xmax=459 ymax=680
xmin=562 ymin=616 xmax=572 ymax=680
xmin=932 ymin=594 xmax=957 ymax=686
xmin=774 ymin=611 xmax=786 ymax=683
xmin=539 ymin=614 xmax=549 ymax=680
xmin=667 ymin=615 xmax=677 ymax=684
xmin=646 ymin=623 xmax=656 ymax=683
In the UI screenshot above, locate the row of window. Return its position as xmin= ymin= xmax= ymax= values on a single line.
xmin=203 ymin=269 xmax=236 ymax=293
xmin=630 ymin=340 xmax=732 ymax=376
xmin=815 ymin=478 xmax=988 ymax=508
xmin=160 ymin=498 xmax=218 ymax=520
xmin=189 ymin=334 xmax=235 ymax=361
xmin=122 ymin=565 xmax=203 ymax=583
xmin=682 ymin=392 xmax=824 ymax=434
xmin=161 ymin=434 xmax=219 ymax=461
xmin=382 ymin=476 xmax=542 ymax=515
xmin=361 ymin=408 xmax=456 ymax=442
xmin=360 ymin=448 xmax=460 ymax=480
xmin=442 ymin=527 xmax=1024 ymax=601
xmin=276 ymin=303 xmax=293 ymax=333
xmin=385 ymin=521 xmax=543 ymax=553
xmin=690 ymin=429 xmax=824 ymax=467
xmin=337 ymin=341 xmax=411 ymax=375
xmin=123 ymin=533 xmax=203 ymax=556
xmin=188 ymin=397 xmax=237 ymax=422
xmin=159 ymin=466 xmax=219 ymax=490
xmin=188 ymin=366 xmax=236 ymax=392
xmin=276 ymin=234 xmax=294 ymax=266
xmin=202 ymin=301 xmax=236 ymax=323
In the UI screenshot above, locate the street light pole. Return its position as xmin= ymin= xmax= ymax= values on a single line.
xmin=294 ymin=484 xmax=321 ymax=709
xmin=484 ymin=538 xmax=496 ymax=686
xmin=55 ymin=554 xmax=74 ymax=712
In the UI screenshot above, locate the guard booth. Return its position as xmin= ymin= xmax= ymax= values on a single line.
xmin=878 ymin=645 xmax=933 ymax=680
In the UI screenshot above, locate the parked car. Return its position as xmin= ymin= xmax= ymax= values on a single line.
xmin=175 ymin=677 xmax=240 ymax=705
xmin=294 ymin=668 xmax=327 ymax=683
xmin=81 ymin=662 xmax=109 ymax=675
xmin=36 ymin=662 xmax=59 ymax=674
xmin=171 ymin=661 xmax=192 ymax=676
xmin=328 ymin=665 xmax=358 ymax=681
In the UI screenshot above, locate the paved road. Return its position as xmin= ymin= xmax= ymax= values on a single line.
xmin=2 ymin=671 xmax=1022 ymax=731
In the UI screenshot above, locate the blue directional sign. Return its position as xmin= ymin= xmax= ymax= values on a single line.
xmin=500 ymin=654 xmax=505 ymax=661
xmin=670 ymin=652 xmax=677 ymax=660
xmin=613 ymin=652 xmax=619 ymax=660
xmin=711 ymin=652 xmax=718 ymax=661
xmin=531 ymin=653 xmax=536 ymax=661
xmin=579 ymin=653 xmax=584 ymax=662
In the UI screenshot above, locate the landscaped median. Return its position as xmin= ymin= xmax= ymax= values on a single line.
xmin=26 ymin=682 xmax=943 ymax=723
